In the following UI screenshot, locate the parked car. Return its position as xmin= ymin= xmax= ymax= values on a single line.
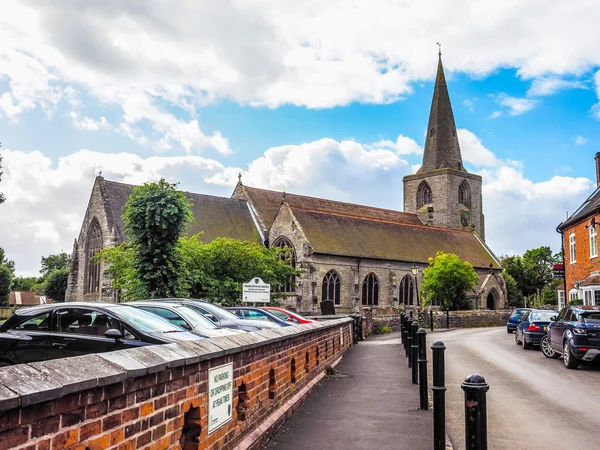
xmin=514 ymin=309 xmax=558 ymax=349
xmin=144 ymin=299 xmax=281 ymax=332
xmin=0 ymin=302 xmax=202 ymax=365
xmin=129 ymin=301 xmax=247 ymax=338
xmin=260 ymin=307 xmax=317 ymax=324
xmin=507 ymin=308 xmax=531 ymax=333
xmin=546 ymin=305 xmax=600 ymax=369
xmin=226 ymin=307 xmax=292 ymax=327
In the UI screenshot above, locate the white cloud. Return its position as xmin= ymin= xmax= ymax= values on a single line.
xmin=489 ymin=110 xmax=502 ymax=119
xmin=527 ymin=77 xmax=585 ymax=97
xmin=458 ymin=129 xmax=500 ymax=167
xmin=575 ymin=135 xmax=587 ymax=145
xmin=496 ymin=94 xmax=537 ymax=116
xmin=369 ymin=135 xmax=423 ymax=155
xmin=70 ymin=112 xmax=109 ymax=131
xmin=463 ymin=99 xmax=475 ymax=112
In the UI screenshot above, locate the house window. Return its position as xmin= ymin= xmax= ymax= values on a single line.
xmin=585 ymin=290 xmax=592 ymax=306
xmin=361 ymin=273 xmax=379 ymax=306
xmin=595 ymin=290 xmax=600 ymax=306
xmin=417 ymin=182 xmax=432 ymax=209
xmin=322 ymin=270 xmax=341 ymax=305
xmin=569 ymin=289 xmax=578 ymax=301
xmin=557 ymin=290 xmax=565 ymax=309
xmin=272 ymin=237 xmax=296 ymax=293
xmin=590 ymin=226 xmax=598 ymax=258
xmin=458 ymin=181 xmax=471 ymax=209
xmin=399 ymin=274 xmax=414 ymax=306
xmin=569 ymin=233 xmax=576 ymax=263
xmin=85 ymin=218 xmax=103 ymax=294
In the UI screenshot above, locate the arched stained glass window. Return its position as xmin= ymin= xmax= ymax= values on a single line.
xmin=399 ymin=274 xmax=414 ymax=306
xmin=85 ymin=218 xmax=103 ymax=294
xmin=273 ymin=237 xmax=296 ymax=293
xmin=322 ymin=270 xmax=341 ymax=305
xmin=361 ymin=273 xmax=379 ymax=306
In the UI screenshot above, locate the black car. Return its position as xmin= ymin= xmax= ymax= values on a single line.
xmin=226 ymin=307 xmax=292 ymax=327
xmin=143 ymin=299 xmax=281 ymax=332
xmin=0 ymin=302 xmax=202 ymax=366
xmin=546 ymin=305 xmax=600 ymax=369
xmin=515 ymin=309 xmax=558 ymax=349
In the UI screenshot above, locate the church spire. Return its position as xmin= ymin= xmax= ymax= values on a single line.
xmin=418 ymin=53 xmax=464 ymax=173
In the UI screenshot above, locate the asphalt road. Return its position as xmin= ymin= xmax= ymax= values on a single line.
xmin=438 ymin=327 xmax=600 ymax=450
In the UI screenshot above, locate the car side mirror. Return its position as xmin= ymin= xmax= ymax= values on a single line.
xmin=105 ymin=329 xmax=123 ymax=340
xmin=550 ymin=315 xmax=557 ymax=322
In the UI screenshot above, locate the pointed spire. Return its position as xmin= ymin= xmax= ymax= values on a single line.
xmin=418 ymin=52 xmax=464 ymax=173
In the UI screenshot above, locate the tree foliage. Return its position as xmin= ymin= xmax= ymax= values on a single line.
xmin=0 ymin=248 xmax=14 ymax=273
xmin=40 ymin=252 xmax=71 ymax=277
xmin=421 ymin=251 xmax=479 ymax=311
xmin=123 ymin=179 xmax=192 ymax=299
xmin=503 ymin=270 xmax=524 ymax=307
xmin=501 ymin=246 xmax=559 ymax=303
xmin=10 ymin=276 xmax=40 ymax=292
xmin=43 ymin=268 xmax=70 ymax=302
xmin=0 ymin=265 xmax=11 ymax=306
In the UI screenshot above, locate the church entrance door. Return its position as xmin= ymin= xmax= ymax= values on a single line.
xmin=486 ymin=292 xmax=496 ymax=310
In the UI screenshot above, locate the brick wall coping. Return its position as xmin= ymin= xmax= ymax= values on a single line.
xmin=0 ymin=317 xmax=353 ymax=412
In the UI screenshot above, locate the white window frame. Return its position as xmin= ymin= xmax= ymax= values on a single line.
xmin=569 ymin=233 xmax=576 ymax=263
xmin=569 ymin=289 xmax=578 ymax=301
xmin=590 ymin=226 xmax=598 ymax=258
xmin=557 ymin=290 xmax=566 ymax=309
xmin=585 ymin=290 xmax=592 ymax=306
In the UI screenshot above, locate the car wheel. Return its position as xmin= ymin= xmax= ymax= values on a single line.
xmin=515 ymin=332 xmax=521 ymax=345
xmin=523 ymin=339 xmax=532 ymax=350
xmin=507 ymin=327 xmax=513 ymax=334
xmin=563 ymin=341 xmax=579 ymax=369
xmin=541 ymin=336 xmax=559 ymax=359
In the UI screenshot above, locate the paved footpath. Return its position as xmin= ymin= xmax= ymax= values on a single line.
xmin=263 ymin=332 xmax=433 ymax=450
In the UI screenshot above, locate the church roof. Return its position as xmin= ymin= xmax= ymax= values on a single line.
xmin=289 ymin=206 xmax=500 ymax=269
xmin=418 ymin=55 xmax=465 ymax=173
xmin=101 ymin=179 xmax=262 ymax=244
xmin=237 ymin=184 xmax=422 ymax=230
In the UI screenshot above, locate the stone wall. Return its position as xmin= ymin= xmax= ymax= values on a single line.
xmin=0 ymin=319 xmax=353 ymax=450
xmin=366 ymin=310 xmax=512 ymax=332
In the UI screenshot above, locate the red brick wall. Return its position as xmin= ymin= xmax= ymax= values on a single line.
xmin=563 ymin=215 xmax=600 ymax=292
xmin=0 ymin=319 xmax=353 ymax=450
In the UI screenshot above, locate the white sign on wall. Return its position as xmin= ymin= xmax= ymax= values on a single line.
xmin=208 ymin=363 xmax=233 ymax=434
xmin=242 ymin=277 xmax=271 ymax=303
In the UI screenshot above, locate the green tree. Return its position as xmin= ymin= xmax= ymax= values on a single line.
xmin=97 ymin=243 xmax=146 ymax=302
xmin=123 ymin=179 xmax=192 ymax=299
xmin=10 ymin=276 xmax=40 ymax=292
xmin=40 ymin=253 xmax=71 ymax=277
xmin=0 ymin=265 xmax=12 ymax=306
xmin=179 ymin=236 xmax=301 ymax=305
xmin=43 ymin=268 xmax=70 ymax=302
xmin=522 ymin=246 xmax=556 ymax=293
xmin=503 ymin=270 xmax=524 ymax=307
xmin=0 ymin=248 xmax=14 ymax=273
xmin=421 ymin=251 xmax=479 ymax=311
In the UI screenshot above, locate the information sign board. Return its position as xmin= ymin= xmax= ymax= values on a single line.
xmin=208 ymin=363 xmax=233 ymax=434
xmin=242 ymin=277 xmax=271 ymax=303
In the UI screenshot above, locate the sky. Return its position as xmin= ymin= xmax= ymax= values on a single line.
xmin=1 ymin=0 xmax=600 ymax=276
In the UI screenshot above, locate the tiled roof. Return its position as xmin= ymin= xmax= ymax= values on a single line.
xmin=290 ymin=207 xmax=500 ymax=269
xmin=102 ymin=180 xmax=262 ymax=244
xmin=559 ymin=186 xmax=600 ymax=230
xmin=240 ymin=185 xmax=422 ymax=230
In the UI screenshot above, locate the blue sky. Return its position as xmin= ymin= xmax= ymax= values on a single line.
xmin=1 ymin=0 xmax=600 ymax=275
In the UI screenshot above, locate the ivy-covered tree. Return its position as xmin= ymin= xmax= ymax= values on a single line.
xmin=123 ymin=179 xmax=192 ymax=299
xmin=421 ymin=251 xmax=479 ymax=311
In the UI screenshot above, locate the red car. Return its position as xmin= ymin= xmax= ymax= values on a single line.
xmin=261 ymin=307 xmax=317 ymax=324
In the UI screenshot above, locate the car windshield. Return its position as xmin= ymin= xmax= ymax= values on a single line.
xmin=176 ymin=306 xmax=219 ymax=329
xmin=511 ymin=309 xmax=529 ymax=317
xmin=105 ymin=305 xmax=184 ymax=333
xmin=529 ymin=311 xmax=557 ymax=322
xmin=268 ymin=310 xmax=290 ymax=321
xmin=196 ymin=302 xmax=240 ymax=320
xmin=581 ymin=312 xmax=600 ymax=323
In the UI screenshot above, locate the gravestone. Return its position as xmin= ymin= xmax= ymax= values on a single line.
xmin=320 ymin=300 xmax=335 ymax=315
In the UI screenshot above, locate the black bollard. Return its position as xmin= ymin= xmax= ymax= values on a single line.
xmin=431 ymin=341 xmax=446 ymax=450
xmin=403 ymin=326 xmax=409 ymax=358
xmin=417 ymin=328 xmax=428 ymax=410
xmin=411 ymin=321 xmax=419 ymax=384
xmin=407 ymin=321 xmax=413 ymax=367
xmin=400 ymin=313 xmax=405 ymax=345
xmin=430 ymin=309 xmax=434 ymax=332
xmin=461 ymin=373 xmax=489 ymax=450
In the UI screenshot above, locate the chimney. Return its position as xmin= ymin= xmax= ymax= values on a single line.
xmin=596 ymin=153 xmax=600 ymax=188
xmin=427 ymin=206 xmax=434 ymax=226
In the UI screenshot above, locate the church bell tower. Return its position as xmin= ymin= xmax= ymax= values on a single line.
xmin=403 ymin=52 xmax=485 ymax=240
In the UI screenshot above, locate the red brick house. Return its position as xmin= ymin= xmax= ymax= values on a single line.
xmin=557 ymin=153 xmax=600 ymax=308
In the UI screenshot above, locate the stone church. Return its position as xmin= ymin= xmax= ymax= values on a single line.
xmin=65 ymin=55 xmax=507 ymax=313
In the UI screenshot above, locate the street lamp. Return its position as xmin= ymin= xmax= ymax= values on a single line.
xmin=411 ymin=263 xmax=419 ymax=306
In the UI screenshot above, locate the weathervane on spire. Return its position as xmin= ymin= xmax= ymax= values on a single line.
xmin=99 ymin=170 xmax=103 ymax=177
xmin=436 ymin=42 xmax=442 ymax=57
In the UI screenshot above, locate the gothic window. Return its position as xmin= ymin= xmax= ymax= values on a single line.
xmin=322 ymin=270 xmax=341 ymax=305
xmin=273 ymin=237 xmax=296 ymax=293
xmin=458 ymin=181 xmax=471 ymax=208
xmin=399 ymin=274 xmax=414 ymax=306
xmin=361 ymin=273 xmax=379 ymax=306
xmin=85 ymin=218 xmax=103 ymax=294
xmin=417 ymin=182 xmax=432 ymax=209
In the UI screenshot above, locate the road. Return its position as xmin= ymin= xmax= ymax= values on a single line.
xmin=437 ymin=327 xmax=600 ymax=450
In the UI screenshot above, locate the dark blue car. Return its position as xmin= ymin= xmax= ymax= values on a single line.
xmin=547 ymin=305 xmax=600 ymax=369
xmin=507 ymin=308 xmax=531 ymax=333
xmin=515 ymin=309 xmax=557 ymax=349
xmin=226 ymin=307 xmax=292 ymax=327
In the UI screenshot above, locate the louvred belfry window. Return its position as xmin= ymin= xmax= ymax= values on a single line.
xmin=273 ymin=237 xmax=296 ymax=293
xmin=85 ymin=218 xmax=103 ymax=294
xmin=362 ymin=273 xmax=379 ymax=306
xmin=417 ymin=182 xmax=432 ymax=209
xmin=458 ymin=181 xmax=471 ymax=208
